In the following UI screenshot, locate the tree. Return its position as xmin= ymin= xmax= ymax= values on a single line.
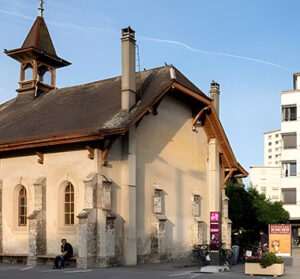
xmin=225 ymin=179 xmax=290 ymax=245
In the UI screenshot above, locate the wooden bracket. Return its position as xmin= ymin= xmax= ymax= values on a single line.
xmin=86 ymin=145 xmax=95 ymax=160
xmin=223 ymin=169 xmax=234 ymax=187
xmin=36 ymin=152 xmax=44 ymax=164
xmin=192 ymin=106 xmax=211 ymax=131
xmin=101 ymin=136 xmax=118 ymax=166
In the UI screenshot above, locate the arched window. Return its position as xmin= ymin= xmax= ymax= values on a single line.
xmin=24 ymin=64 xmax=33 ymax=81
xmin=64 ymin=183 xmax=74 ymax=225
xmin=18 ymin=186 xmax=27 ymax=226
xmin=38 ymin=66 xmax=52 ymax=85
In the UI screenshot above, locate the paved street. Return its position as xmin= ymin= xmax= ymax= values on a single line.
xmin=0 ymin=259 xmax=300 ymax=279
xmin=1 ymin=250 xmax=300 ymax=279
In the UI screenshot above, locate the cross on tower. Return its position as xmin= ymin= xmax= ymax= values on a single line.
xmin=38 ymin=0 xmax=45 ymax=17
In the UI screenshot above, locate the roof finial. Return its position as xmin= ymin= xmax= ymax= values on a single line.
xmin=38 ymin=0 xmax=44 ymax=17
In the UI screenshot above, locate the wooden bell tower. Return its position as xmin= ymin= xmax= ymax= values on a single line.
xmin=4 ymin=2 xmax=70 ymax=96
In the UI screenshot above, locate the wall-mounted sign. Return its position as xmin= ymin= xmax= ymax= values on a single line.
xmin=269 ymin=224 xmax=292 ymax=256
xmin=210 ymin=211 xmax=220 ymax=251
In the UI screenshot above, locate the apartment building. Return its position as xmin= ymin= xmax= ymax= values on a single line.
xmin=251 ymin=73 xmax=300 ymax=247
xmin=264 ymin=130 xmax=282 ymax=167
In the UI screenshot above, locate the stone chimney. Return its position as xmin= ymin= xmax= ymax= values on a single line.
xmin=121 ymin=27 xmax=136 ymax=111
xmin=209 ymin=81 xmax=220 ymax=116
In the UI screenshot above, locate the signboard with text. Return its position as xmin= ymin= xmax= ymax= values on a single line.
xmin=269 ymin=224 xmax=292 ymax=256
xmin=210 ymin=211 xmax=220 ymax=251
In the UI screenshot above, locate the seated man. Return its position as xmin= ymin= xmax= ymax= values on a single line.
xmin=53 ymin=238 xmax=73 ymax=269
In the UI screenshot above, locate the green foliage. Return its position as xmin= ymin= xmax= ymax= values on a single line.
xmin=245 ymin=252 xmax=284 ymax=268
xmin=260 ymin=252 xmax=284 ymax=268
xmin=226 ymin=179 xmax=290 ymax=244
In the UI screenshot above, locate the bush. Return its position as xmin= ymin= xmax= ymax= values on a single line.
xmin=245 ymin=252 xmax=284 ymax=268
xmin=260 ymin=253 xmax=284 ymax=268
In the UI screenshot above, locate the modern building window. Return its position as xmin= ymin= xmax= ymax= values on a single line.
xmin=268 ymin=149 xmax=272 ymax=152
xmin=275 ymin=141 xmax=279 ymax=144
xmin=282 ymin=161 xmax=297 ymax=177
xmin=276 ymin=134 xmax=279 ymax=138
xmin=268 ymin=155 xmax=272 ymax=159
xmin=18 ymin=186 xmax=27 ymax=226
xmin=64 ymin=183 xmax=74 ymax=225
xmin=268 ymin=142 xmax=272 ymax=146
xmin=282 ymin=105 xmax=297 ymax=121
xmin=282 ymin=188 xmax=296 ymax=204
xmin=282 ymin=133 xmax=297 ymax=149
xmin=268 ymin=135 xmax=272 ymax=139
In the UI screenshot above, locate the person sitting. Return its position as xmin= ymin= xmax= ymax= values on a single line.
xmin=53 ymin=238 xmax=73 ymax=269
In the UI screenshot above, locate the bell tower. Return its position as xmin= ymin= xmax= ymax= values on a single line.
xmin=4 ymin=1 xmax=70 ymax=96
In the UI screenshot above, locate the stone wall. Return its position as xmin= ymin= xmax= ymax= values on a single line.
xmin=27 ymin=177 xmax=46 ymax=266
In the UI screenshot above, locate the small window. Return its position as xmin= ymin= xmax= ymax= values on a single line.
xmin=268 ymin=155 xmax=272 ymax=159
xmin=268 ymin=135 xmax=272 ymax=139
xmin=275 ymin=141 xmax=279 ymax=144
xmin=282 ymin=188 xmax=296 ymax=204
xmin=192 ymin=195 xmax=201 ymax=217
xmin=64 ymin=183 xmax=74 ymax=225
xmin=18 ymin=186 xmax=27 ymax=226
xmin=268 ymin=149 xmax=272 ymax=152
xmin=282 ymin=133 xmax=297 ymax=149
xmin=282 ymin=105 xmax=297 ymax=121
xmin=268 ymin=142 xmax=272 ymax=146
xmin=276 ymin=134 xmax=279 ymax=138
xmin=153 ymin=189 xmax=163 ymax=214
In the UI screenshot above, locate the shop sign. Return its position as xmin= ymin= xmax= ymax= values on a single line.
xmin=269 ymin=224 xmax=292 ymax=256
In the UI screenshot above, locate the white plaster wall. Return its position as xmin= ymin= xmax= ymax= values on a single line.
xmin=135 ymin=96 xmax=210 ymax=258
xmin=281 ymin=90 xmax=300 ymax=215
xmin=250 ymin=166 xmax=281 ymax=201
xmin=264 ymin=130 xmax=281 ymax=167
xmin=0 ymin=149 xmax=97 ymax=255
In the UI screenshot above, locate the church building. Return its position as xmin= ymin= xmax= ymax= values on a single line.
xmin=0 ymin=4 xmax=247 ymax=268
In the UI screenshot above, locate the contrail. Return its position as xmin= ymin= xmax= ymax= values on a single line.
xmin=141 ymin=36 xmax=290 ymax=70
xmin=0 ymin=8 xmax=289 ymax=71
xmin=0 ymin=9 xmax=32 ymax=20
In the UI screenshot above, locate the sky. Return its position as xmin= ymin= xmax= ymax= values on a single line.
xmin=0 ymin=0 xmax=299 ymax=184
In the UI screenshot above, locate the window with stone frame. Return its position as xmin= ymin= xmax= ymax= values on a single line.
xmin=64 ymin=183 xmax=75 ymax=225
xmin=18 ymin=186 xmax=27 ymax=226
xmin=192 ymin=194 xmax=201 ymax=217
xmin=153 ymin=189 xmax=163 ymax=214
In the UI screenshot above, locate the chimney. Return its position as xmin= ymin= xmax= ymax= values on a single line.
xmin=209 ymin=81 xmax=220 ymax=116
xmin=121 ymin=26 xmax=136 ymax=111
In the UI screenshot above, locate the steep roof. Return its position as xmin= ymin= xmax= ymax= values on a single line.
xmin=21 ymin=16 xmax=56 ymax=56
xmin=4 ymin=16 xmax=70 ymax=68
xmin=0 ymin=65 xmax=247 ymax=178
xmin=0 ymin=66 xmax=208 ymax=144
